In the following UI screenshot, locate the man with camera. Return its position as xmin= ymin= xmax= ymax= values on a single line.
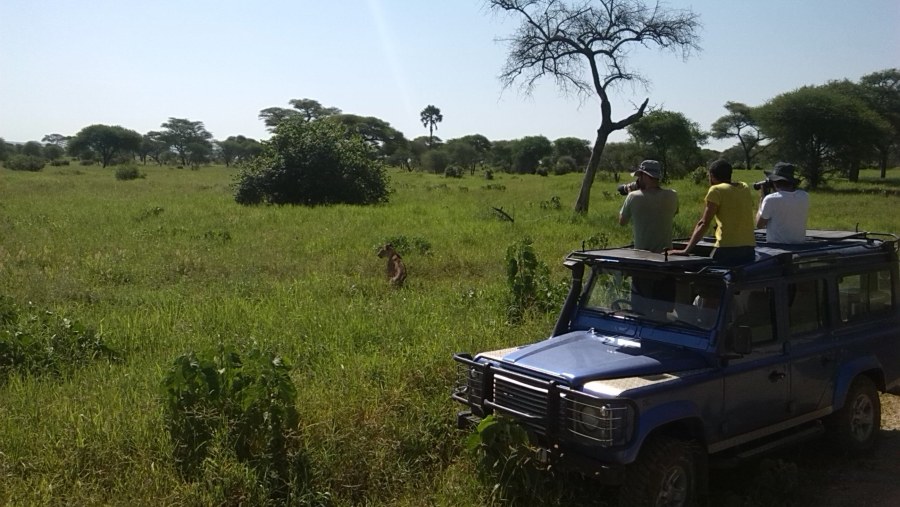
xmin=618 ymin=160 xmax=679 ymax=253
xmin=755 ymin=162 xmax=809 ymax=243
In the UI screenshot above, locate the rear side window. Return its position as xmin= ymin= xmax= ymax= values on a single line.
xmin=731 ymin=287 xmax=777 ymax=344
xmin=838 ymin=270 xmax=894 ymax=323
xmin=788 ymin=279 xmax=827 ymax=335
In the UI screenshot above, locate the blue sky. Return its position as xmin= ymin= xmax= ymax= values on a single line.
xmin=1 ymin=0 xmax=898 ymax=151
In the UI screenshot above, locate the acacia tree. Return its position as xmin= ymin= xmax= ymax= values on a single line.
xmin=710 ymin=102 xmax=768 ymax=170
xmin=512 ymin=135 xmax=553 ymax=173
xmin=68 ymin=124 xmax=142 ymax=167
xmin=140 ymin=131 xmax=169 ymax=165
xmin=217 ymin=136 xmax=262 ymax=167
xmin=259 ymin=99 xmax=341 ymax=131
xmin=331 ymin=114 xmax=407 ymax=159
xmin=420 ymin=105 xmax=443 ymax=146
xmin=258 ymin=107 xmax=300 ymax=131
xmin=756 ymin=85 xmax=890 ymax=188
xmin=288 ymin=98 xmax=341 ymax=121
xmin=159 ymin=118 xmax=214 ymax=167
xmin=41 ymin=133 xmax=69 ymax=150
xmin=627 ymin=109 xmax=706 ymax=179
xmin=488 ymin=0 xmax=700 ymax=213
xmin=858 ymin=69 xmax=900 ymax=178
xmin=553 ymin=137 xmax=592 ymax=167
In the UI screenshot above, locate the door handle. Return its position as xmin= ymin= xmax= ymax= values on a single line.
xmin=768 ymin=371 xmax=786 ymax=382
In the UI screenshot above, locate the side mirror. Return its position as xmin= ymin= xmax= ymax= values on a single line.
xmin=728 ymin=326 xmax=753 ymax=355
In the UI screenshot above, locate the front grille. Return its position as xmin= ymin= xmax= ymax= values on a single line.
xmin=493 ymin=374 xmax=550 ymax=430
xmin=451 ymin=354 xmax=633 ymax=447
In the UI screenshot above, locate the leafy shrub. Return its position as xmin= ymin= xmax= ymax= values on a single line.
xmin=379 ymin=235 xmax=432 ymax=255
xmin=115 ymin=164 xmax=145 ymax=180
xmin=0 ymin=296 xmax=119 ymax=379
xmin=444 ymin=165 xmax=463 ymax=178
xmin=161 ymin=344 xmax=310 ymax=499
xmin=466 ymin=415 xmax=579 ymax=505
xmin=553 ymin=155 xmax=578 ymax=175
xmin=5 ymin=154 xmax=45 ymax=171
xmin=539 ymin=196 xmax=561 ymax=210
xmin=421 ymin=149 xmax=449 ymax=174
xmin=234 ymin=118 xmax=389 ymax=206
xmin=49 ymin=159 xmax=70 ymax=166
xmin=583 ymin=232 xmax=610 ymax=250
xmin=535 ymin=167 xmax=549 ymax=177
xmin=690 ymin=165 xmax=708 ymax=185
xmin=484 ymin=169 xmax=494 ymax=180
xmin=505 ymin=237 xmax=568 ymax=323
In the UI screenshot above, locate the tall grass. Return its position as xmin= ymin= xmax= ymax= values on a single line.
xmin=1 ymin=164 xmax=898 ymax=505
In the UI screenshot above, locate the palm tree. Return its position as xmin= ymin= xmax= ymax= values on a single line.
xmin=420 ymin=105 xmax=443 ymax=147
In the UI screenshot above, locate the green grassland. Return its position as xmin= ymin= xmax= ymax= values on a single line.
xmin=1 ymin=165 xmax=898 ymax=505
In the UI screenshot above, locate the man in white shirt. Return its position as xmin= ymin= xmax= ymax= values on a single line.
xmin=756 ymin=162 xmax=809 ymax=244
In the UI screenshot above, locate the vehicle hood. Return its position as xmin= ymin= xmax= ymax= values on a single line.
xmin=491 ymin=329 xmax=708 ymax=384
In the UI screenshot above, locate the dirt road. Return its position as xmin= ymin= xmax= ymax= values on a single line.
xmin=708 ymin=394 xmax=900 ymax=506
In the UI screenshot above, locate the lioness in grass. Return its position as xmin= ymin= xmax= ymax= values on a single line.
xmin=377 ymin=243 xmax=407 ymax=287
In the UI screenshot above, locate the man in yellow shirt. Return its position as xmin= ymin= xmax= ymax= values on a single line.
xmin=670 ymin=159 xmax=756 ymax=266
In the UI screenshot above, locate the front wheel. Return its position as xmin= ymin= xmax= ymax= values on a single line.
xmin=827 ymin=375 xmax=881 ymax=454
xmin=619 ymin=436 xmax=703 ymax=507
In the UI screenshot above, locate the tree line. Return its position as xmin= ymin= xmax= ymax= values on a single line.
xmin=3 ymin=67 xmax=898 ymax=188
xmin=2 ymin=0 xmax=898 ymax=209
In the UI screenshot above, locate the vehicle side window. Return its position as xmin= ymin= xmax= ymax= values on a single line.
xmin=731 ymin=287 xmax=776 ymax=344
xmin=788 ymin=279 xmax=826 ymax=335
xmin=838 ymin=270 xmax=894 ymax=323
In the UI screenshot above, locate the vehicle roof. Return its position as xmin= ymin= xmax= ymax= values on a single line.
xmin=566 ymin=230 xmax=899 ymax=280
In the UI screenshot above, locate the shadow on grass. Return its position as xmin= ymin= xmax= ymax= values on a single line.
xmin=525 ymin=427 xmax=900 ymax=507
xmin=706 ymin=428 xmax=900 ymax=507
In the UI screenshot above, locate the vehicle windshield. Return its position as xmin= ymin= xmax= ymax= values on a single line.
xmin=581 ymin=266 xmax=724 ymax=331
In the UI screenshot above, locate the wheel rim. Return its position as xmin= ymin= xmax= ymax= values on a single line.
xmin=850 ymin=393 xmax=875 ymax=442
xmin=655 ymin=465 xmax=688 ymax=507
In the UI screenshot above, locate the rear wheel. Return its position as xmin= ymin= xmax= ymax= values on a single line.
xmin=828 ymin=375 xmax=881 ymax=454
xmin=619 ymin=436 xmax=703 ymax=507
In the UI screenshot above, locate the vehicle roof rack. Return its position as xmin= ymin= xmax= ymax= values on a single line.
xmin=566 ymin=230 xmax=897 ymax=278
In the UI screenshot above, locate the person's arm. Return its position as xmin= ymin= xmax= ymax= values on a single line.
xmin=756 ymin=193 xmax=770 ymax=228
xmin=670 ymin=201 xmax=717 ymax=255
xmin=618 ymin=195 xmax=631 ymax=226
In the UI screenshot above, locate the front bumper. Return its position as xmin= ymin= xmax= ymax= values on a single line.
xmin=452 ymin=353 xmax=636 ymax=481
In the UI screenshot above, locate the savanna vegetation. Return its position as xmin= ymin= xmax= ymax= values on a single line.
xmin=1 ymin=163 xmax=899 ymax=505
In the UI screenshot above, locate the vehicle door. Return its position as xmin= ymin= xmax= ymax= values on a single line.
xmin=721 ymin=285 xmax=791 ymax=436
xmin=784 ymin=277 xmax=835 ymax=416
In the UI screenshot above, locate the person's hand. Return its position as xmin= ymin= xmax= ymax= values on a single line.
xmin=667 ymin=249 xmax=690 ymax=256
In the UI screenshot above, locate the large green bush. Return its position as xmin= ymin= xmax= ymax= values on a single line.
xmin=115 ymin=164 xmax=146 ymax=180
xmin=234 ymin=118 xmax=388 ymax=206
xmin=4 ymin=154 xmax=46 ymax=172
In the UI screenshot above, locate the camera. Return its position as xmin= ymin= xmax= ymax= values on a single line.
xmin=617 ymin=181 xmax=639 ymax=196
xmin=752 ymin=180 xmax=773 ymax=192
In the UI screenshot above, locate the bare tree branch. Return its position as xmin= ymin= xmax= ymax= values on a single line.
xmin=486 ymin=0 xmax=701 ymax=213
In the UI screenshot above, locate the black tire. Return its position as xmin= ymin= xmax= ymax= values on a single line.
xmin=827 ymin=375 xmax=881 ymax=454
xmin=619 ymin=436 xmax=703 ymax=507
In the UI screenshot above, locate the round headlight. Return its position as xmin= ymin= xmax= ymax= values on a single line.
xmin=579 ymin=405 xmax=604 ymax=433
